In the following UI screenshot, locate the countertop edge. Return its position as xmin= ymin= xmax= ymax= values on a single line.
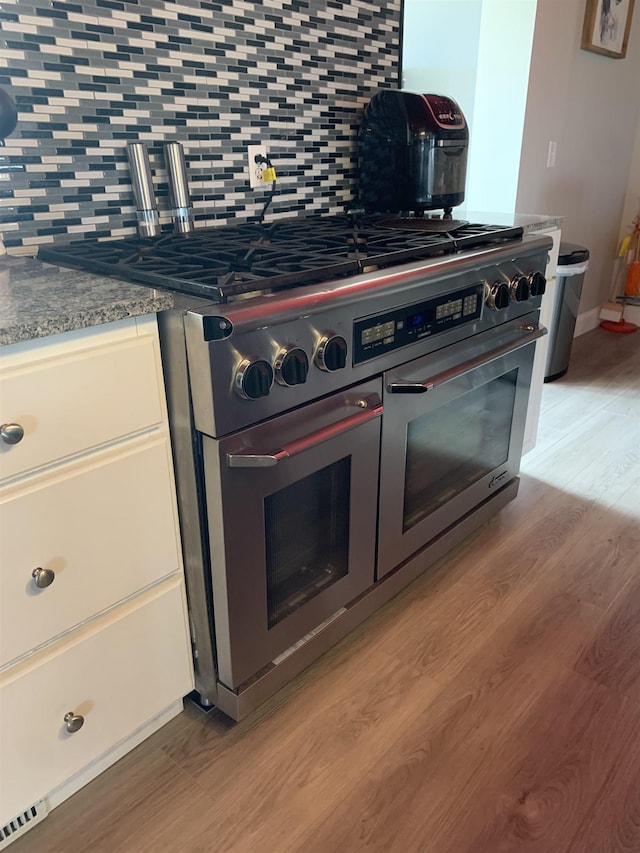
xmin=455 ymin=210 xmax=565 ymax=233
xmin=0 ymin=294 xmax=175 ymax=346
xmin=521 ymin=215 xmax=564 ymax=232
xmin=0 ymin=257 xmax=175 ymax=347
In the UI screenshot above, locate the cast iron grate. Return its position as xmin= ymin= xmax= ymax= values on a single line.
xmin=38 ymin=215 xmax=523 ymax=304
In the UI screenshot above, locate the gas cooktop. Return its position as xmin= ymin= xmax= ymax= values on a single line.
xmin=38 ymin=214 xmax=524 ymax=304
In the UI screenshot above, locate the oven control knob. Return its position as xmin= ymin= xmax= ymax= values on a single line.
xmin=275 ymin=347 xmax=309 ymax=387
xmin=509 ymin=274 xmax=530 ymax=302
xmin=315 ymin=335 xmax=348 ymax=372
xmin=484 ymin=281 xmax=510 ymax=311
xmin=234 ymin=358 xmax=273 ymax=400
xmin=528 ymin=270 xmax=547 ymax=297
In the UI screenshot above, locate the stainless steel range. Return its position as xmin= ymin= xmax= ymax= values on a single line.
xmin=40 ymin=214 xmax=551 ymax=720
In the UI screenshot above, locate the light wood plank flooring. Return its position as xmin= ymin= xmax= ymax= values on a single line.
xmin=12 ymin=326 xmax=640 ymax=853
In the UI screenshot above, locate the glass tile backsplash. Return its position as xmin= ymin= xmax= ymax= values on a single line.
xmin=0 ymin=0 xmax=401 ymax=250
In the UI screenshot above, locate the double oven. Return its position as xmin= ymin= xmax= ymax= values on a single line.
xmin=157 ymin=230 xmax=550 ymax=718
xmin=39 ymin=214 xmax=551 ymax=719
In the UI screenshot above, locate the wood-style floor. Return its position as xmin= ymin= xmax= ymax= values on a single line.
xmin=13 ymin=326 xmax=640 ymax=853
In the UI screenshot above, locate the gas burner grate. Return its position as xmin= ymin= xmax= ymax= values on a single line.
xmin=38 ymin=215 xmax=523 ymax=303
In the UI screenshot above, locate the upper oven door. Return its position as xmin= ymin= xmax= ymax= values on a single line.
xmin=377 ymin=315 xmax=545 ymax=579
xmin=202 ymin=380 xmax=382 ymax=690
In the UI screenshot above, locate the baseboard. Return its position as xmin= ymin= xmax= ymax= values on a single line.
xmin=617 ymin=303 xmax=640 ymax=326
xmin=574 ymin=307 xmax=601 ymax=337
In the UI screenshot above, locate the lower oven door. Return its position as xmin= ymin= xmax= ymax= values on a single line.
xmin=202 ymin=380 xmax=382 ymax=689
xmin=377 ymin=315 xmax=546 ymax=579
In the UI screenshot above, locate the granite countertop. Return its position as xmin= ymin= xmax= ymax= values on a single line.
xmin=0 ymin=255 xmax=174 ymax=346
xmin=456 ymin=210 xmax=565 ymax=232
xmin=513 ymin=213 xmax=564 ymax=232
xmin=0 ymin=212 xmax=563 ymax=347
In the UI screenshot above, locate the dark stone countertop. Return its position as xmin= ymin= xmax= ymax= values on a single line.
xmin=0 ymin=255 xmax=174 ymax=346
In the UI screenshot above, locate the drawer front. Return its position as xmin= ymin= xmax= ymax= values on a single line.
xmin=0 ymin=439 xmax=181 ymax=667
xmin=0 ymin=578 xmax=194 ymax=825
xmin=0 ymin=336 xmax=164 ymax=481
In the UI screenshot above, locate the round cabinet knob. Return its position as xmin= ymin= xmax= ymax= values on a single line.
xmin=528 ymin=270 xmax=546 ymax=297
xmin=509 ymin=274 xmax=530 ymax=302
xmin=32 ymin=567 xmax=55 ymax=589
xmin=0 ymin=423 xmax=24 ymax=445
xmin=484 ymin=282 xmax=510 ymax=311
xmin=234 ymin=359 xmax=274 ymax=400
xmin=63 ymin=712 xmax=85 ymax=733
xmin=275 ymin=348 xmax=309 ymax=387
xmin=315 ymin=335 xmax=348 ymax=372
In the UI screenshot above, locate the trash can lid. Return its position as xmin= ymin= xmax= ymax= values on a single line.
xmin=558 ymin=242 xmax=589 ymax=265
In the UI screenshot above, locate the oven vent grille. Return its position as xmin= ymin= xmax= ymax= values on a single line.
xmin=0 ymin=800 xmax=48 ymax=847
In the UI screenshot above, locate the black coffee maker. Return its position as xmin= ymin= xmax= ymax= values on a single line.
xmin=358 ymin=90 xmax=469 ymax=217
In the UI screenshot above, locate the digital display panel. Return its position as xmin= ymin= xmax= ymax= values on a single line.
xmin=361 ymin=320 xmax=395 ymax=345
xmin=353 ymin=283 xmax=483 ymax=365
xmin=463 ymin=294 xmax=478 ymax=315
xmin=436 ymin=299 xmax=462 ymax=320
xmin=407 ymin=312 xmax=427 ymax=328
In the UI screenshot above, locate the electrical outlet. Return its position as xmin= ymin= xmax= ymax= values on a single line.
xmin=247 ymin=143 xmax=268 ymax=189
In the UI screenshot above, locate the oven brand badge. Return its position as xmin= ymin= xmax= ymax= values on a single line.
xmin=489 ymin=470 xmax=508 ymax=489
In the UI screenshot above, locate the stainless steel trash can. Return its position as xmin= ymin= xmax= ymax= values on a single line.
xmin=544 ymin=243 xmax=590 ymax=382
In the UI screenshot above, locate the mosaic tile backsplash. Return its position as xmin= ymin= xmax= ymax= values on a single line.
xmin=0 ymin=0 xmax=401 ymax=251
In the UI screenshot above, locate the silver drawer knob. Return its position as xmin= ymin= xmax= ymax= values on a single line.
xmin=63 ymin=712 xmax=85 ymax=733
xmin=0 ymin=423 xmax=24 ymax=445
xmin=32 ymin=567 xmax=55 ymax=589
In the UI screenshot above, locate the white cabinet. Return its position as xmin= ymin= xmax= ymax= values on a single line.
xmin=0 ymin=316 xmax=194 ymax=831
xmin=0 ymin=579 xmax=191 ymax=825
xmin=0 ymin=438 xmax=181 ymax=666
xmin=0 ymin=333 xmax=163 ymax=480
xmin=522 ymin=228 xmax=561 ymax=455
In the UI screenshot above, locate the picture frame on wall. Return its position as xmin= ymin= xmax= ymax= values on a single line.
xmin=581 ymin=0 xmax=635 ymax=58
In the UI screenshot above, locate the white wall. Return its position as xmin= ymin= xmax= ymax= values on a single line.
xmin=402 ymin=0 xmax=640 ymax=314
xmin=402 ymin=0 xmax=483 ymax=132
xmin=402 ymin=0 xmax=536 ymax=213
xmin=515 ymin=0 xmax=640 ymax=311
xmin=618 ymin=116 xmax=640 ymax=241
xmin=466 ymin=0 xmax=537 ymax=212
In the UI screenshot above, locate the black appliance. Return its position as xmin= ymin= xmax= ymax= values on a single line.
xmin=358 ymin=90 xmax=469 ymax=217
xmin=37 ymin=215 xmax=520 ymax=304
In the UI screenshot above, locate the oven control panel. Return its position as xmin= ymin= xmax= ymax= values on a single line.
xmin=353 ymin=284 xmax=483 ymax=364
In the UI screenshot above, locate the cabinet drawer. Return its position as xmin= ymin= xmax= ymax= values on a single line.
xmin=0 ymin=336 xmax=164 ymax=480
xmin=0 ymin=438 xmax=181 ymax=667
xmin=0 ymin=577 xmax=194 ymax=826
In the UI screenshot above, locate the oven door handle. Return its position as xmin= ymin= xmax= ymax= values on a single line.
xmin=226 ymin=402 xmax=384 ymax=468
xmin=387 ymin=323 xmax=547 ymax=394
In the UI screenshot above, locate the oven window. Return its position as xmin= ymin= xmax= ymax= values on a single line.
xmin=403 ymin=369 xmax=518 ymax=532
xmin=264 ymin=457 xmax=351 ymax=628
